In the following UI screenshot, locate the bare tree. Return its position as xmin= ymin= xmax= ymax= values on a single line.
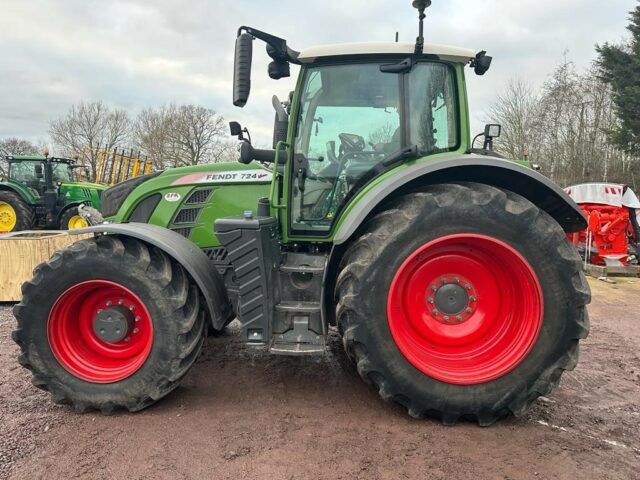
xmin=49 ymin=101 xmax=132 ymax=180
xmin=487 ymin=79 xmax=541 ymax=161
xmin=0 ymin=137 xmax=43 ymax=178
xmin=135 ymin=104 xmax=234 ymax=168
xmin=487 ymin=55 xmax=640 ymax=188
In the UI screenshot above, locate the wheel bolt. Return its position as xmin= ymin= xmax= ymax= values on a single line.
xmin=443 ymin=315 xmax=450 ymax=321
xmin=440 ymin=278 xmax=447 ymax=284
xmin=470 ymin=296 xmax=477 ymax=302
xmin=129 ymin=305 xmax=135 ymax=311
xmin=106 ymin=301 xmax=112 ymax=307
xmin=124 ymin=337 xmax=130 ymax=342
xmin=133 ymin=328 xmax=139 ymax=334
xmin=456 ymin=315 xmax=462 ymax=322
xmin=118 ymin=299 xmax=124 ymax=305
xmin=427 ymin=297 xmax=434 ymax=304
xmin=466 ymin=307 xmax=473 ymax=313
xmin=431 ymin=285 xmax=437 ymax=291
xmin=431 ymin=309 xmax=438 ymax=316
xmin=134 ymin=316 xmax=141 ymax=322
xmin=454 ymin=277 xmax=460 ymax=283
xmin=97 ymin=309 xmax=103 ymax=314
xmin=465 ymin=284 xmax=471 ymax=290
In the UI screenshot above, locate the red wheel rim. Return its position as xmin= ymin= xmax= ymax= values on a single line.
xmin=48 ymin=280 xmax=153 ymax=383
xmin=387 ymin=234 xmax=543 ymax=385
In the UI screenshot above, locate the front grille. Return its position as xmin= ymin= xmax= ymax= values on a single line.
xmin=202 ymin=247 xmax=229 ymax=263
xmin=173 ymin=207 xmax=202 ymax=224
xmin=185 ymin=188 xmax=213 ymax=204
xmin=171 ymin=227 xmax=192 ymax=239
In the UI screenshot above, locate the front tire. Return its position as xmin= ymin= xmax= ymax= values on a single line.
xmin=12 ymin=235 xmax=206 ymax=413
xmin=335 ymin=183 xmax=590 ymax=425
xmin=0 ymin=191 xmax=35 ymax=232
xmin=60 ymin=206 xmax=89 ymax=230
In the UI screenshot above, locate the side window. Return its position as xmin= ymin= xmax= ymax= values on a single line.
xmin=9 ymin=162 xmax=38 ymax=183
xmin=408 ymin=63 xmax=458 ymax=153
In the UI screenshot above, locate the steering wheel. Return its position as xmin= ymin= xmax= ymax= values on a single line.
xmin=338 ymin=133 xmax=366 ymax=153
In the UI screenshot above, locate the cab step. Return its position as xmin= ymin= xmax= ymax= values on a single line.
xmin=270 ymin=302 xmax=326 ymax=356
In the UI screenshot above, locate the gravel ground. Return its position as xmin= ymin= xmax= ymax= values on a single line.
xmin=1 ymin=277 xmax=639 ymax=480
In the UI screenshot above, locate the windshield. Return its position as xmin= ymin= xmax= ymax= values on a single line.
xmin=51 ymin=163 xmax=73 ymax=183
xmin=291 ymin=61 xmax=459 ymax=233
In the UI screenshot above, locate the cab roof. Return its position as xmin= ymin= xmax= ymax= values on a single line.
xmin=6 ymin=155 xmax=75 ymax=163
xmin=297 ymin=41 xmax=476 ymax=64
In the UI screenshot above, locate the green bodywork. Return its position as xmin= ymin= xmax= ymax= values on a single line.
xmin=109 ymin=162 xmax=271 ymax=248
xmin=108 ymin=60 xmax=531 ymax=248
xmin=0 ymin=155 xmax=106 ymax=227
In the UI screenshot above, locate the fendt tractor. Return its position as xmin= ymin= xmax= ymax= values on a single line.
xmin=13 ymin=1 xmax=590 ymax=425
xmin=0 ymin=153 xmax=104 ymax=232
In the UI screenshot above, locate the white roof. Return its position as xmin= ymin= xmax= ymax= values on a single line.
xmin=565 ymin=183 xmax=640 ymax=208
xmin=298 ymin=41 xmax=476 ymax=64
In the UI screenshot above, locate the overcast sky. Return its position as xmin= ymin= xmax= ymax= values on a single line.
xmin=0 ymin=0 xmax=635 ymax=149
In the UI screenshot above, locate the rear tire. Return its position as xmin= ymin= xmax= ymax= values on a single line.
xmin=0 ymin=190 xmax=35 ymax=232
xmin=335 ymin=183 xmax=590 ymax=425
xmin=12 ymin=235 xmax=206 ymax=413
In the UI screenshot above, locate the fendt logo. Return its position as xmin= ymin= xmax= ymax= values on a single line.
xmin=171 ymin=169 xmax=274 ymax=186
xmin=204 ymin=171 xmax=270 ymax=182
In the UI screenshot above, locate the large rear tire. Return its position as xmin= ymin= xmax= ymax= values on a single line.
xmin=335 ymin=183 xmax=590 ymax=425
xmin=0 ymin=191 xmax=35 ymax=232
xmin=12 ymin=235 xmax=206 ymax=413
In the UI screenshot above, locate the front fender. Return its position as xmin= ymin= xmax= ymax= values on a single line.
xmin=333 ymin=154 xmax=587 ymax=244
xmin=70 ymin=223 xmax=232 ymax=330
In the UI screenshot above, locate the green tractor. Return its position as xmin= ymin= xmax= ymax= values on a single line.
xmin=0 ymin=154 xmax=105 ymax=232
xmin=13 ymin=2 xmax=590 ymax=425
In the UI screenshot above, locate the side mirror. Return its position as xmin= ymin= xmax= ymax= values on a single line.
xmin=35 ymin=164 xmax=44 ymax=178
xmin=233 ymin=33 xmax=254 ymax=107
xmin=472 ymin=51 xmax=493 ymax=76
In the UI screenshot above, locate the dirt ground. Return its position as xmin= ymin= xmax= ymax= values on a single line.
xmin=1 ymin=277 xmax=639 ymax=480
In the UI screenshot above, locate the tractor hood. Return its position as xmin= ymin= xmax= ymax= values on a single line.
xmin=61 ymin=181 xmax=107 ymax=190
xmin=164 ymin=162 xmax=273 ymax=186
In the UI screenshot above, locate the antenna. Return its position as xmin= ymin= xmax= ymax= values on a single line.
xmin=395 ymin=31 xmax=399 ymax=42
xmin=412 ymin=0 xmax=432 ymax=54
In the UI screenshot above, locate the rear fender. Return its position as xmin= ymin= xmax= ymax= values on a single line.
xmin=70 ymin=223 xmax=232 ymax=330
xmin=334 ymin=154 xmax=587 ymax=245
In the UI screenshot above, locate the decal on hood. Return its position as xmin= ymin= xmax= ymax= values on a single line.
xmin=171 ymin=169 xmax=273 ymax=186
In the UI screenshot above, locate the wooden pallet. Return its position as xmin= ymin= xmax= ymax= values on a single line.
xmin=0 ymin=231 xmax=91 ymax=302
xmin=585 ymin=263 xmax=640 ymax=278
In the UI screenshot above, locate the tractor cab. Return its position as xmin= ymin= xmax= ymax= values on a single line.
xmin=7 ymin=155 xmax=79 ymax=194
xmin=228 ymin=4 xmax=503 ymax=242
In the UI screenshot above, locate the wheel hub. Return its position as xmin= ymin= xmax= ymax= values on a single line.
xmin=427 ymin=276 xmax=476 ymax=323
xmin=93 ymin=306 xmax=134 ymax=343
xmin=387 ymin=234 xmax=543 ymax=385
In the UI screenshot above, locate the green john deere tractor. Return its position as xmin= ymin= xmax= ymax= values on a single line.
xmin=13 ymin=1 xmax=590 ymax=425
xmin=0 ymin=154 xmax=105 ymax=232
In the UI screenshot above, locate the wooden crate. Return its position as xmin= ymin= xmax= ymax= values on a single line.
xmin=0 ymin=231 xmax=91 ymax=302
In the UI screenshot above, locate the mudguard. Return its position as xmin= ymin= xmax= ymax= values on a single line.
xmin=70 ymin=223 xmax=232 ymax=330
xmin=333 ymin=154 xmax=587 ymax=244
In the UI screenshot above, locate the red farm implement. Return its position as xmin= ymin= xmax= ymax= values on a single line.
xmin=565 ymin=183 xmax=640 ymax=267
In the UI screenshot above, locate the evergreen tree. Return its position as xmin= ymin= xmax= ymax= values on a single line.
xmin=596 ymin=3 xmax=640 ymax=156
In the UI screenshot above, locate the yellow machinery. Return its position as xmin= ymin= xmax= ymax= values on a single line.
xmin=80 ymin=147 xmax=153 ymax=185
